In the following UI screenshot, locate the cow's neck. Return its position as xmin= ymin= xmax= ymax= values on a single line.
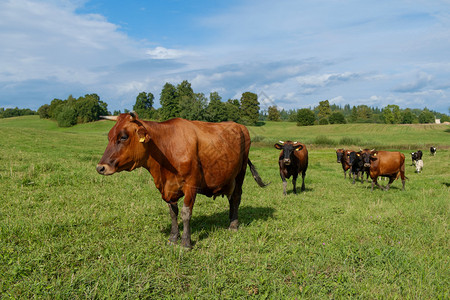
xmin=141 ymin=120 xmax=178 ymax=175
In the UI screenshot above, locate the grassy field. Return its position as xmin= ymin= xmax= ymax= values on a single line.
xmin=1 ymin=116 xmax=449 ymax=299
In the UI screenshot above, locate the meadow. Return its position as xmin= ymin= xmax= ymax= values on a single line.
xmin=0 ymin=116 xmax=449 ymax=299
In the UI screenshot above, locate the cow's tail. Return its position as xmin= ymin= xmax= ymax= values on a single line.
xmin=248 ymin=159 xmax=270 ymax=187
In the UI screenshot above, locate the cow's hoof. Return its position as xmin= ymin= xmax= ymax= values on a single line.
xmin=229 ymin=220 xmax=239 ymax=231
xmin=180 ymin=238 xmax=192 ymax=249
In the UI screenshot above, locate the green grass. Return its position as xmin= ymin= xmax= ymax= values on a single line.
xmin=1 ymin=116 xmax=449 ymax=298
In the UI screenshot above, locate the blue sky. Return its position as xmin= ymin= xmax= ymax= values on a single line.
xmin=1 ymin=0 xmax=449 ymax=114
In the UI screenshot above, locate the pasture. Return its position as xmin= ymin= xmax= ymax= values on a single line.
xmin=1 ymin=116 xmax=449 ymax=299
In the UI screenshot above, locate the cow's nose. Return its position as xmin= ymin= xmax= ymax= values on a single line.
xmin=284 ymin=159 xmax=291 ymax=165
xmin=96 ymin=164 xmax=106 ymax=174
xmin=364 ymin=163 xmax=371 ymax=168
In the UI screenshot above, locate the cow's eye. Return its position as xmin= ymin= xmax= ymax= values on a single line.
xmin=120 ymin=134 xmax=128 ymax=142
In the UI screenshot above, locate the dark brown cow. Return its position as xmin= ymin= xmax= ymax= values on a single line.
xmin=362 ymin=150 xmax=407 ymax=191
xmin=335 ymin=148 xmax=352 ymax=179
xmin=274 ymin=141 xmax=308 ymax=195
xmin=359 ymin=148 xmax=374 ymax=183
xmin=96 ymin=113 xmax=268 ymax=248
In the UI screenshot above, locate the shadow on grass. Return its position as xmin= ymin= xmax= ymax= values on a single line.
xmin=443 ymin=182 xmax=450 ymax=187
xmin=162 ymin=206 xmax=275 ymax=243
xmin=285 ymin=187 xmax=313 ymax=195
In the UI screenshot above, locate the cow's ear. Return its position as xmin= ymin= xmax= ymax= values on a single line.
xmin=294 ymin=144 xmax=303 ymax=151
xmin=370 ymin=151 xmax=378 ymax=160
xmin=274 ymin=143 xmax=283 ymax=150
xmin=136 ymin=127 xmax=150 ymax=143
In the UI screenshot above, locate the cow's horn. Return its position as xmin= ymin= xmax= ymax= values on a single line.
xmin=294 ymin=141 xmax=298 ymax=144
xmin=100 ymin=116 xmax=118 ymax=121
xmin=279 ymin=140 xmax=284 ymax=144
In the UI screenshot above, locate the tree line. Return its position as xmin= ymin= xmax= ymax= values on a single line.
xmin=268 ymin=100 xmax=449 ymax=126
xmin=2 ymin=79 xmax=448 ymax=127
xmin=0 ymin=107 xmax=37 ymax=119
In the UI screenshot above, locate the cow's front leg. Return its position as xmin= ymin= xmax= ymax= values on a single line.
xmin=168 ymin=203 xmax=179 ymax=244
xmin=385 ymin=177 xmax=395 ymax=191
xmin=292 ymin=174 xmax=298 ymax=194
xmin=181 ymin=190 xmax=196 ymax=249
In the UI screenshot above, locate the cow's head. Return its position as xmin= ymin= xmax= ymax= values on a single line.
xmin=96 ymin=112 xmax=150 ymax=175
xmin=348 ymin=151 xmax=361 ymax=166
xmin=361 ymin=149 xmax=374 ymax=168
xmin=336 ymin=148 xmax=345 ymax=163
xmin=274 ymin=141 xmax=303 ymax=166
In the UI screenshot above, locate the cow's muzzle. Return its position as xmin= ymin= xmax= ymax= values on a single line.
xmin=283 ymin=159 xmax=291 ymax=166
xmin=96 ymin=164 xmax=114 ymax=175
xmin=364 ymin=163 xmax=371 ymax=168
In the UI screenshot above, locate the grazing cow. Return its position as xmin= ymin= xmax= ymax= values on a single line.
xmin=364 ymin=150 xmax=407 ymax=191
xmin=415 ymin=159 xmax=423 ymax=173
xmin=96 ymin=113 xmax=268 ymax=248
xmin=410 ymin=150 xmax=423 ymax=165
xmin=336 ymin=149 xmax=352 ymax=179
xmin=274 ymin=141 xmax=308 ymax=195
xmin=430 ymin=146 xmax=437 ymax=156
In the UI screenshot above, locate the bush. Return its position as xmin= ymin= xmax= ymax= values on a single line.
xmin=57 ymin=106 xmax=77 ymax=127
xmin=297 ymin=108 xmax=316 ymax=126
xmin=339 ymin=137 xmax=361 ymax=146
xmin=314 ymin=135 xmax=337 ymax=146
xmin=318 ymin=118 xmax=329 ymax=125
xmin=329 ymin=112 xmax=346 ymax=124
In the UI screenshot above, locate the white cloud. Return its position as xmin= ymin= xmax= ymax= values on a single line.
xmin=146 ymin=47 xmax=191 ymax=60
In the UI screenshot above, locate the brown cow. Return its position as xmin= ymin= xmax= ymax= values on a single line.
xmin=96 ymin=112 xmax=268 ymax=248
xmin=274 ymin=141 xmax=308 ymax=195
xmin=363 ymin=150 xmax=407 ymax=191
xmin=335 ymin=148 xmax=352 ymax=179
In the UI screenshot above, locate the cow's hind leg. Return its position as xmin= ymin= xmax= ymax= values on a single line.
xmin=168 ymin=203 xmax=180 ymax=244
xmin=229 ymin=174 xmax=244 ymax=231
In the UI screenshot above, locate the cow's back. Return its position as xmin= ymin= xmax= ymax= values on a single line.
xmin=372 ymin=151 xmax=405 ymax=176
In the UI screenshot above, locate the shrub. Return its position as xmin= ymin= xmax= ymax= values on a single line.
xmin=57 ymin=106 xmax=77 ymax=127
xmin=297 ymin=108 xmax=316 ymax=126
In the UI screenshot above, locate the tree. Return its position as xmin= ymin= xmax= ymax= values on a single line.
xmin=75 ymin=94 xmax=108 ymax=123
xmin=267 ymin=106 xmax=280 ymax=121
xmin=205 ymin=92 xmax=227 ymax=122
xmin=329 ymin=112 xmax=346 ymax=124
xmin=225 ymin=99 xmax=240 ymax=122
xmin=179 ymin=92 xmax=207 ymax=121
xmin=297 ymin=108 xmax=316 ymax=126
xmin=133 ymin=92 xmax=154 ymax=119
xmin=240 ymin=92 xmax=260 ymax=125
xmin=159 ymin=83 xmax=178 ymax=120
xmin=382 ymin=105 xmax=402 ymax=124
xmin=317 ymin=100 xmax=331 ymax=121
xmin=57 ymin=105 xmax=77 ymax=127
xmin=401 ymin=108 xmax=417 ymax=124
xmin=418 ymin=108 xmax=435 ymax=123
xmin=38 ymin=104 xmax=50 ymax=119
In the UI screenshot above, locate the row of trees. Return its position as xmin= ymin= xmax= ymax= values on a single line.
xmin=38 ymin=94 xmax=108 ymax=127
xmin=12 ymin=78 xmax=446 ymax=127
xmin=115 ymin=80 xmax=261 ymax=125
xmin=265 ymin=100 xmax=448 ymax=125
xmin=0 ymin=107 xmax=37 ymax=118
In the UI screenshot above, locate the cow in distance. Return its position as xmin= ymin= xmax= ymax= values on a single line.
xmin=274 ymin=141 xmax=308 ymax=195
